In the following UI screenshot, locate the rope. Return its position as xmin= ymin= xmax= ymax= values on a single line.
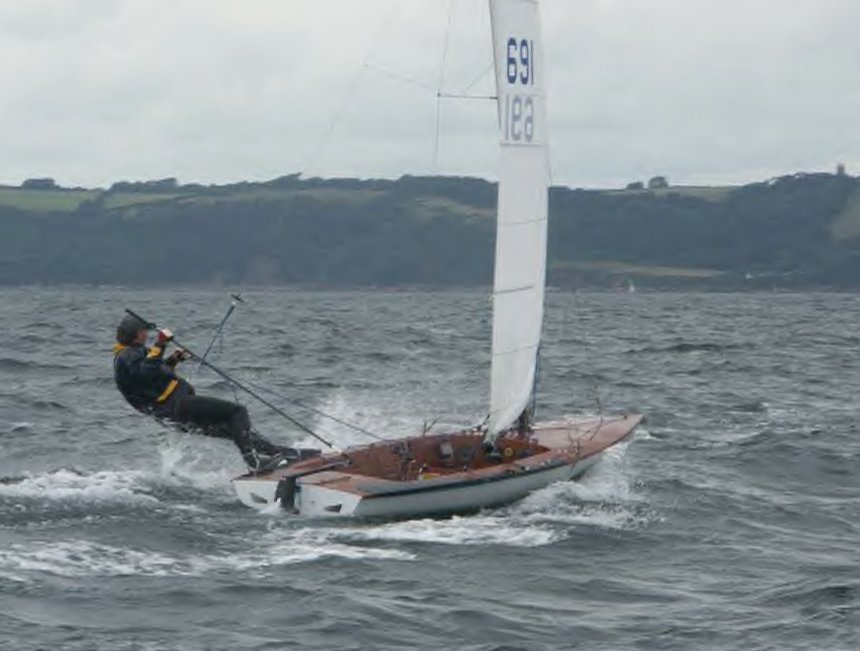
xmin=432 ymin=0 xmax=456 ymax=171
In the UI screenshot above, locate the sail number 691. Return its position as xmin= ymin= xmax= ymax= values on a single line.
xmin=506 ymin=37 xmax=535 ymax=86
xmin=502 ymin=36 xmax=537 ymax=142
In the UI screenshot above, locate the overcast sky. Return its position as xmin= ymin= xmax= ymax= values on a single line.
xmin=0 ymin=0 xmax=857 ymax=189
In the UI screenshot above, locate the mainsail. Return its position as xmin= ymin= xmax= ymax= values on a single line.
xmin=487 ymin=0 xmax=550 ymax=434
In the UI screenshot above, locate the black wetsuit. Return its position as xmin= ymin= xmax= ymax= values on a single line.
xmin=113 ymin=342 xmax=283 ymax=468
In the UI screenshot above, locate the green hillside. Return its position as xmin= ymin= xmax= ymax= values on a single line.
xmin=0 ymin=172 xmax=857 ymax=289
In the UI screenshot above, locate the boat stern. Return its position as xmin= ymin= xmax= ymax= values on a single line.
xmin=232 ymin=476 xmax=281 ymax=510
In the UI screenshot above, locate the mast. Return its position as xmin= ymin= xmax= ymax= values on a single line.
xmin=487 ymin=0 xmax=550 ymax=435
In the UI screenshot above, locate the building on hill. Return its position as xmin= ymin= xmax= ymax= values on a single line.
xmin=626 ymin=181 xmax=645 ymax=191
xmin=836 ymin=163 xmax=847 ymax=176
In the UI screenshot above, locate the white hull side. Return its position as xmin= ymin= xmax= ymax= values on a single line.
xmin=233 ymin=451 xmax=603 ymax=517
xmin=233 ymin=477 xmax=280 ymax=509
xmin=356 ymin=464 xmax=579 ymax=519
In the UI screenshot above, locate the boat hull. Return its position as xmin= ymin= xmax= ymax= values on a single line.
xmin=232 ymin=414 xmax=641 ymax=518
xmin=304 ymin=453 xmax=601 ymax=518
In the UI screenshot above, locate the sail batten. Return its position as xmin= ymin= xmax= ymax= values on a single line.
xmin=487 ymin=0 xmax=549 ymax=434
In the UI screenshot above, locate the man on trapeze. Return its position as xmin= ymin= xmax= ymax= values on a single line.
xmin=112 ymin=313 xmax=316 ymax=471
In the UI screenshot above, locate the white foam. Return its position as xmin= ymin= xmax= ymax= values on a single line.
xmin=0 ymin=541 xmax=181 ymax=578
xmin=509 ymin=443 xmax=651 ymax=530
xmin=0 ymin=468 xmax=157 ymax=505
xmin=294 ymin=391 xmax=423 ymax=451
xmin=0 ymin=436 xmax=239 ymax=507
xmin=513 ymin=481 xmax=643 ymax=530
xmin=156 ymin=434 xmax=239 ymax=493
xmin=569 ymin=442 xmax=635 ymax=502
xmin=0 ymin=535 xmax=415 ymax=580
xmin=0 ymin=569 xmax=28 ymax=583
xmin=335 ymin=515 xmax=560 ymax=547
xmin=635 ymin=426 xmax=656 ymax=441
xmin=257 ymin=528 xmax=416 ymax=565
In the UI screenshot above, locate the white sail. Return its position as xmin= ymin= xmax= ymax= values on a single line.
xmin=487 ymin=0 xmax=550 ymax=434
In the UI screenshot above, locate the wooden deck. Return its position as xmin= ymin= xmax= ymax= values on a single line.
xmin=243 ymin=414 xmax=643 ymax=499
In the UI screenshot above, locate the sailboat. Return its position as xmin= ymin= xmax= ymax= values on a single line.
xmin=232 ymin=0 xmax=643 ymax=517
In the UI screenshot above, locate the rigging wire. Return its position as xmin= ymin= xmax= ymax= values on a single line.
xmin=239 ymin=377 xmax=387 ymax=443
xmin=363 ymin=63 xmax=437 ymax=92
xmin=459 ymin=61 xmax=495 ymax=96
xmin=437 ymin=92 xmax=496 ymax=101
xmin=190 ymin=294 xmax=243 ymax=405
xmin=305 ymin=0 xmax=403 ymax=175
xmin=184 ymin=292 xmax=391 ymax=445
xmin=419 ymin=360 xmax=491 ymax=436
xmin=193 ymin=320 xmax=385 ymax=441
xmin=124 ymin=308 xmax=334 ymax=448
xmin=441 ymin=53 xmax=496 ymax=102
xmin=432 ymin=0 xmax=456 ymax=171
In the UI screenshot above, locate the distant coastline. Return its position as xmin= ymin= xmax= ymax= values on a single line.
xmin=0 ymin=171 xmax=857 ymax=290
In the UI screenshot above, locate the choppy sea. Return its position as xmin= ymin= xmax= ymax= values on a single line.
xmin=0 ymin=288 xmax=857 ymax=650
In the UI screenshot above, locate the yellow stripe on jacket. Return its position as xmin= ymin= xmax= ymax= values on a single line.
xmin=156 ymin=379 xmax=179 ymax=403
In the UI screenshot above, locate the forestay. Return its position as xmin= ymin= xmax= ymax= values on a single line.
xmin=487 ymin=0 xmax=550 ymax=434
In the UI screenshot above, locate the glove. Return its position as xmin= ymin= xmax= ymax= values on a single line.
xmin=166 ymin=349 xmax=191 ymax=366
xmin=156 ymin=328 xmax=174 ymax=345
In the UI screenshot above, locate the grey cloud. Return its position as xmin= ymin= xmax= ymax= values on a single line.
xmin=0 ymin=0 xmax=856 ymax=188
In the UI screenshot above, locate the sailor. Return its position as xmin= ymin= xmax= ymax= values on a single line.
xmin=112 ymin=313 xmax=299 ymax=470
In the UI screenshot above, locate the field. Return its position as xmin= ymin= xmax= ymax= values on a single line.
xmin=0 ymin=187 xmax=186 ymax=213
xmin=604 ymin=185 xmax=736 ymax=202
xmin=0 ymin=188 xmax=97 ymax=212
xmin=0 ymin=183 xmax=740 ymax=215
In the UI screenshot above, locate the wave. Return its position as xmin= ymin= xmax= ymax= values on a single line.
xmin=0 ymin=356 xmax=75 ymax=373
xmin=511 ymin=442 xmax=654 ymax=530
xmin=0 ymin=402 xmax=650 ymax=570
xmin=0 ymin=468 xmax=158 ymax=505
xmin=731 ymin=400 xmax=769 ymax=413
xmin=14 ymin=398 xmax=71 ymax=412
xmin=757 ymin=578 xmax=859 ymax=618
xmin=334 ymin=515 xmax=561 ymax=547
xmin=0 ymin=435 xmax=242 ymax=508
xmin=0 ymin=357 xmax=34 ymax=371
xmin=309 ymin=440 xmax=651 ymax=549
xmin=0 ymin=535 xmax=415 ymax=580
xmin=626 ymin=341 xmax=746 ymax=355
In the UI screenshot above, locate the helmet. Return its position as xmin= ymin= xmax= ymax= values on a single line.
xmin=116 ymin=314 xmax=153 ymax=345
